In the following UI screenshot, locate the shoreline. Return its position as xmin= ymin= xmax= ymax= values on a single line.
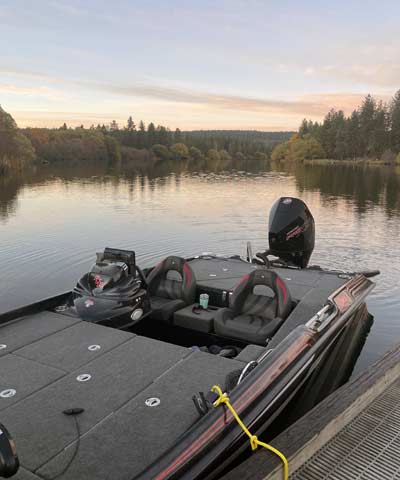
xmin=303 ymin=158 xmax=400 ymax=167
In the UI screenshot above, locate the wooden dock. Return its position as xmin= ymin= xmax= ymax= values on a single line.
xmin=222 ymin=343 xmax=400 ymax=480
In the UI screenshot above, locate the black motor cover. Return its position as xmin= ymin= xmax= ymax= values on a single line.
xmin=0 ymin=423 xmax=19 ymax=478
xmin=71 ymin=248 xmax=150 ymax=325
xmin=268 ymin=197 xmax=315 ymax=268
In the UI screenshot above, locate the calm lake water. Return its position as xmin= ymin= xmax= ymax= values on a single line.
xmin=1 ymin=160 xmax=400 ymax=377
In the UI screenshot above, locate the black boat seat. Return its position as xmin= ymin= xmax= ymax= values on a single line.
xmin=214 ymin=269 xmax=292 ymax=345
xmin=147 ymin=256 xmax=196 ymax=323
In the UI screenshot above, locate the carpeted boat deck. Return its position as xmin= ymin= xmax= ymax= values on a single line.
xmin=0 ymin=312 xmax=244 ymax=480
xmin=1 ymin=258 xmax=349 ymax=480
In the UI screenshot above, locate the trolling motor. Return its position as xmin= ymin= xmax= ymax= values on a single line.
xmin=71 ymin=248 xmax=150 ymax=326
xmin=0 ymin=424 xmax=19 ymax=477
xmin=254 ymin=197 xmax=315 ymax=268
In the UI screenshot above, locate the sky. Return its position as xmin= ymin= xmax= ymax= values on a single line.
xmin=1 ymin=0 xmax=399 ymax=131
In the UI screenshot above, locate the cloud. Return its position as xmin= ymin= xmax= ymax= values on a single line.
xmin=302 ymin=62 xmax=400 ymax=89
xmin=0 ymin=83 xmax=69 ymax=101
xmin=78 ymin=80 xmax=318 ymax=113
xmin=344 ymin=63 xmax=400 ymax=88
xmin=0 ymin=67 xmax=58 ymax=82
xmin=78 ymin=80 xmax=386 ymax=118
xmin=2 ymin=66 xmax=395 ymax=129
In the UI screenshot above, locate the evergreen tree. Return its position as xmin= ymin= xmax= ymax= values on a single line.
xmin=335 ymin=125 xmax=347 ymax=160
xmin=110 ymin=120 xmax=119 ymax=131
xmin=137 ymin=121 xmax=146 ymax=148
xmin=318 ymin=110 xmax=345 ymax=158
xmin=390 ymin=90 xmax=400 ymax=152
xmin=299 ymin=119 xmax=310 ymax=136
xmin=374 ymin=102 xmax=389 ymax=157
xmin=359 ymin=94 xmax=376 ymax=156
xmin=174 ymin=128 xmax=183 ymax=143
xmin=147 ymin=122 xmax=156 ymax=147
xmin=346 ymin=111 xmax=361 ymax=159
xmin=155 ymin=125 xmax=170 ymax=145
xmin=126 ymin=116 xmax=136 ymax=131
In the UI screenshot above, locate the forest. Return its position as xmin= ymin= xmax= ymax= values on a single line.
xmin=0 ymin=105 xmax=292 ymax=176
xmin=272 ymin=90 xmax=400 ymax=163
xmin=3 ymin=88 xmax=400 ymax=178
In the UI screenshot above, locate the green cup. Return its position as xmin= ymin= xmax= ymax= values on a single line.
xmin=199 ymin=293 xmax=209 ymax=309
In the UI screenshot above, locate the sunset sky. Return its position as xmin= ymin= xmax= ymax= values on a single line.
xmin=1 ymin=0 xmax=399 ymax=130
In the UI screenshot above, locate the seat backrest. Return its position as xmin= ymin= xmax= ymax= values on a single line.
xmin=147 ymin=256 xmax=196 ymax=303
xmin=231 ymin=269 xmax=292 ymax=320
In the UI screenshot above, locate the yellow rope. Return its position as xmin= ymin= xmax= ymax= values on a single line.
xmin=211 ymin=385 xmax=288 ymax=480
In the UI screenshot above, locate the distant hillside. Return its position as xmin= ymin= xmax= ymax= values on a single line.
xmin=185 ymin=130 xmax=294 ymax=146
xmin=181 ymin=130 xmax=294 ymax=158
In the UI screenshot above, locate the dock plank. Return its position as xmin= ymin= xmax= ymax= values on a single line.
xmin=292 ymin=377 xmax=400 ymax=479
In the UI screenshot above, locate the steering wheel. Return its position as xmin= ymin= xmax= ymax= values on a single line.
xmin=135 ymin=265 xmax=148 ymax=287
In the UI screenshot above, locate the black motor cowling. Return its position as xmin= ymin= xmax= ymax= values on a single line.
xmin=88 ymin=261 xmax=129 ymax=292
xmin=268 ymin=197 xmax=315 ymax=268
xmin=0 ymin=423 xmax=19 ymax=477
xmin=71 ymin=248 xmax=150 ymax=325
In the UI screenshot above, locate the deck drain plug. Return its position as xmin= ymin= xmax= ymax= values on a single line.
xmin=55 ymin=305 xmax=68 ymax=312
xmin=145 ymin=397 xmax=160 ymax=407
xmin=0 ymin=344 xmax=6 ymax=350
xmin=76 ymin=374 xmax=92 ymax=382
xmin=88 ymin=345 xmax=101 ymax=352
xmin=0 ymin=389 xmax=16 ymax=398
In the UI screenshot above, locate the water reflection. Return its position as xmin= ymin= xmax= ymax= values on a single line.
xmin=0 ymin=176 xmax=21 ymax=221
xmin=289 ymin=163 xmax=400 ymax=215
xmin=2 ymin=161 xmax=400 ymax=223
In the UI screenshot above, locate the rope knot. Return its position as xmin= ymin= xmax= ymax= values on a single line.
xmin=212 ymin=385 xmax=230 ymax=407
xmin=250 ymin=435 xmax=259 ymax=451
xmin=211 ymin=384 xmax=288 ymax=480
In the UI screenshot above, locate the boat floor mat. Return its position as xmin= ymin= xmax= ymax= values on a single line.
xmin=0 ymin=311 xmax=81 ymax=357
xmin=14 ymin=321 xmax=133 ymax=372
xmin=37 ymin=352 xmax=244 ymax=480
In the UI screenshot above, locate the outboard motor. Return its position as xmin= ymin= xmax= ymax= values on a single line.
xmin=71 ymin=248 xmax=150 ymax=327
xmin=0 ymin=423 xmax=19 ymax=477
xmin=268 ymin=197 xmax=315 ymax=268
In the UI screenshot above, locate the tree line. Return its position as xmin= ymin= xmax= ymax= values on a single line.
xmin=1 ymin=104 xmax=294 ymax=176
xmin=103 ymin=118 xmax=291 ymax=159
xmin=272 ymin=90 xmax=400 ymax=163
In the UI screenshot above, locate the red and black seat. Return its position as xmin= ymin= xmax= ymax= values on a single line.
xmin=214 ymin=269 xmax=292 ymax=345
xmin=147 ymin=256 xmax=196 ymax=323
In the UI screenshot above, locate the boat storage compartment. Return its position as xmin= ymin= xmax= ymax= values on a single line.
xmin=173 ymin=304 xmax=221 ymax=333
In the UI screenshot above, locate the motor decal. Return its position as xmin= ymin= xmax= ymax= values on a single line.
xmin=286 ymin=225 xmax=305 ymax=240
xmin=94 ymin=275 xmax=104 ymax=288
